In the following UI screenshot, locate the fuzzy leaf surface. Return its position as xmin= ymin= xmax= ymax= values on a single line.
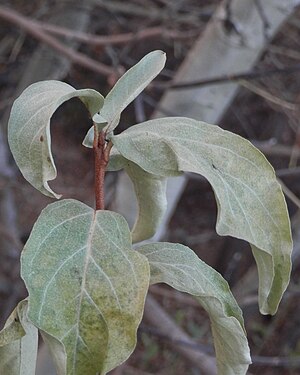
xmin=112 ymin=117 xmax=292 ymax=314
xmin=0 ymin=300 xmax=38 ymax=375
xmin=21 ymin=199 xmax=150 ymax=375
xmin=8 ymin=80 xmax=104 ymax=198
xmin=127 ymin=161 xmax=167 ymax=243
xmin=107 ymin=151 xmax=167 ymax=243
xmin=83 ymin=50 xmax=166 ymax=147
xmin=41 ymin=331 xmax=67 ymax=375
xmin=139 ymin=242 xmax=251 ymax=375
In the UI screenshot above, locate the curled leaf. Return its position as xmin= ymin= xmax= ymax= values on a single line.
xmin=0 ymin=300 xmax=38 ymax=375
xmin=139 ymin=242 xmax=251 ymax=375
xmin=83 ymin=50 xmax=166 ymax=147
xmin=112 ymin=117 xmax=292 ymax=314
xmin=8 ymin=80 xmax=104 ymax=198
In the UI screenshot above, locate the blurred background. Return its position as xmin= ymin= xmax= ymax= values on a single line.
xmin=1 ymin=0 xmax=300 ymax=374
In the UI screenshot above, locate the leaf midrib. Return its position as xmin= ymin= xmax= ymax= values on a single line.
xmin=72 ymin=211 xmax=97 ymax=371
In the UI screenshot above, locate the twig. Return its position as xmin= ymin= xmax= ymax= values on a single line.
xmin=92 ymin=0 xmax=202 ymax=25
xmin=93 ymin=126 xmax=113 ymax=210
xmin=251 ymin=355 xmax=300 ymax=368
xmin=144 ymin=295 xmax=217 ymax=375
xmin=268 ymin=44 xmax=300 ymax=61
xmin=276 ymin=166 xmax=300 ymax=178
xmin=0 ymin=6 xmax=115 ymax=77
xmin=140 ymin=324 xmax=214 ymax=355
xmin=34 ymin=23 xmax=197 ymax=45
xmin=278 ymin=178 xmax=300 ymax=209
xmin=153 ymin=64 xmax=300 ymax=90
xmin=252 ymin=141 xmax=300 ymax=158
xmin=239 ymin=80 xmax=298 ymax=111
xmin=150 ymin=285 xmax=200 ymax=307
xmin=140 ymin=322 xmax=300 ymax=368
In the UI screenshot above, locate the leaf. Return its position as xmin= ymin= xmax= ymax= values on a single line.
xmin=0 ymin=306 xmax=25 ymax=347
xmin=107 ymin=151 xmax=168 ymax=243
xmin=41 ymin=331 xmax=67 ymax=375
xmin=127 ymin=161 xmax=167 ymax=243
xmin=0 ymin=300 xmax=38 ymax=375
xmin=106 ymin=147 xmax=128 ymax=172
xmin=8 ymin=80 xmax=104 ymax=198
xmin=138 ymin=242 xmax=251 ymax=375
xmin=83 ymin=50 xmax=166 ymax=147
xmin=111 ymin=117 xmax=292 ymax=315
xmin=21 ymin=199 xmax=150 ymax=375
xmin=125 ymin=162 xmax=167 ymax=243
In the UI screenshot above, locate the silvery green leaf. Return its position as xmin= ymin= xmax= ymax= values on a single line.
xmin=106 ymin=147 xmax=127 ymax=172
xmin=21 ymin=199 xmax=150 ymax=375
xmin=83 ymin=50 xmax=166 ymax=147
xmin=0 ymin=300 xmax=38 ymax=375
xmin=41 ymin=331 xmax=67 ymax=375
xmin=0 ymin=305 xmax=25 ymax=347
xmin=8 ymin=80 xmax=104 ymax=198
xmin=139 ymin=242 xmax=251 ymax=375
xmin=112 ymin=117 xmax=292 ymax=315
xmin=126 ymin=161 xmax=167 ymax=243
xmin=107 ymin=150 xmax=167 ymax=243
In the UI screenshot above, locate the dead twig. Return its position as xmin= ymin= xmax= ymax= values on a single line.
xmin=150 ymin=285 xmax=200 ymax=308
xmin=91 ymin=0 xmax=202 ymax=25
xmin=252 ymin=141 xmax=300 ymax=158
xmin=140 ymin=321 xmax=300 ymax=368
xmin=239 ymin=80 xmax=298 ymax=111
xmin=34 ymin=23 xmax=198 ymax=45
xmin=269 ymin=44 xmax=300 ymax=61
xmin=153 ymin=64 xmax=300 ymax=90
xmin=278 ymin=178 xmax=300 ymax=209
xmin=251 ymin=355 xmax=300 ymax=368
xmin=0 ymin=6 xmax=116 ymax=78
xmin=144 ymin=295 xmax=217 ymax=375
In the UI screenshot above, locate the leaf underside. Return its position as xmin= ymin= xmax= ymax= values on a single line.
xmin=83 ymin=50 xmax=166 ymax=147
xmin=0 ymin=300 xmax=38 ymax=375
xmin=139 ymin=242 xmax=251 ymax=375
xmin=107 ymin=153 xmax=167 ymax=243
xmin=8 ymin=80 xmax=104 ymax=198
xmin=112 ymin=117 xmax=292 ymax=314
xmin=21 ymin=199 xmax=150 ymax=375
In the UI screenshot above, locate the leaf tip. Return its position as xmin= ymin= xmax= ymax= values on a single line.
xmin=43 ymin=182 xmax=62 ymax=200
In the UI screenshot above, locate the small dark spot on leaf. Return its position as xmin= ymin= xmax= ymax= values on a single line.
xmin=47 ymin=157 xmax=51 ymax=163
xmin=40 ymin=135 xmax=44 ymax=142
xmin=212 ymin=163 xmax=218 ymax=170
xmin=14 ymin=317 xmax=19 ymax=322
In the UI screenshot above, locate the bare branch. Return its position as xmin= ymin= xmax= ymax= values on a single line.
xmin=35 ymin=23 xmax=198 ymax=46
xmin=144 ymin=295 xmax=217 ymax=375
xmin=240 ymin=80 xmax=298 ymax=111
xmin=0 ymin=6 xmax=115 ymax=77
xmin=153 ymin=64 xmax=300 ymax=90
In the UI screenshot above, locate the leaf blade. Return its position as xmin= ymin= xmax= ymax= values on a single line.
xmin=108 ymin=152 xmax=167 ymax=243
xmin=138 ymin=242 xmax=251 ymax=375
xmin=126 ymin=162 xmax=167 ymax=243
xmin=0 ymin=300 xmax=39 ymax=375
xmin=8 ymin=80 xmax=104 ymax=198
xmin=83 ymin=50 xmax=166 ymax=147
xmin=112 ymin=117 xmax=292 ymax=314
xmin=21 ymin=199 xmax=149 ymax=375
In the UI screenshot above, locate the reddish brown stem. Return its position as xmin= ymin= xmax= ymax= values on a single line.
xmin=93 ymin=127 xmax=112 ymax=210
